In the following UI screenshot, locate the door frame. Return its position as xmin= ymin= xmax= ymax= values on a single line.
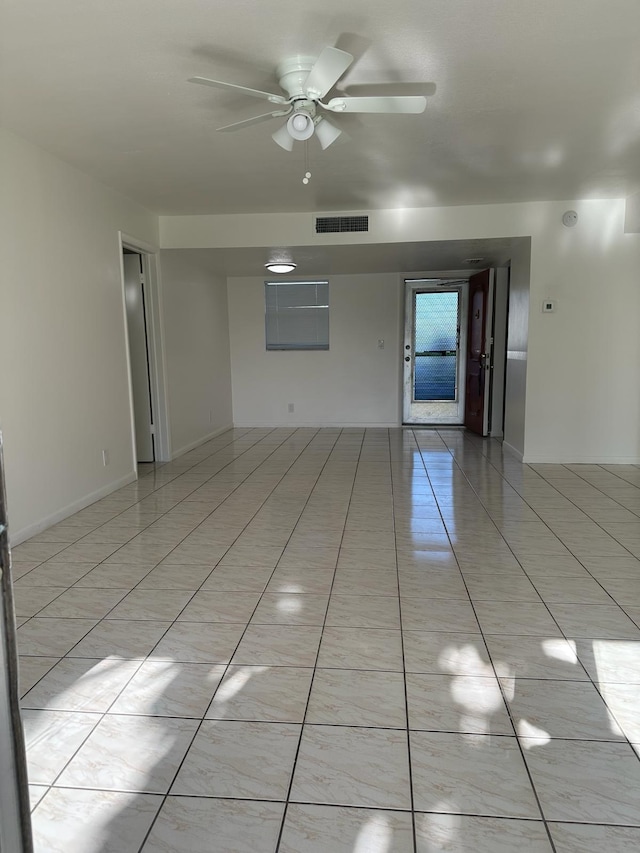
xmin=402 ymin=279 xmax=469 ymax=425
xmin=118 ymin=232 xmax=170 ymax=466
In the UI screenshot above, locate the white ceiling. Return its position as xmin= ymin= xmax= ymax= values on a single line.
xmin=1 ymin=0 xmax=639 ymax=216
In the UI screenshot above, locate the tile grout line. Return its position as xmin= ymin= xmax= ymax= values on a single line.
xmin=392 ymin=427 xmax=420 ymax=851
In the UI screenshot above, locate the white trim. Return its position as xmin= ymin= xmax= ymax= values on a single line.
xmin=523 ymin=454 xmax=640 ymax=464
xmin=502 ymin=441 xmax=524 ymax=461
xmin=117 ymin=245 xmax=138 ymax=475
xmin=10 ymin=472 xmax=137 ymax=547
xmin=142 ymin=252 xmax=171 ymax=461
xmin=233 ymin=422 xmax=401 ymax=429
xmin=120 ymin=232 xmax=159 ymax=254
xmin=170 ymin=425 xmax=234 ymax=459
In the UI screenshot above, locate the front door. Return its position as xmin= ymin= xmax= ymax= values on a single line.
xmin=403 ymin=281 xmax=467 ymax=424
xmin=464 ymin=269 xmax=494 ymax=435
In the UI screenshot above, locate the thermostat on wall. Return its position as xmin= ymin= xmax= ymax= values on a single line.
xmin=542 ymin=300 xmax=556 ymax=313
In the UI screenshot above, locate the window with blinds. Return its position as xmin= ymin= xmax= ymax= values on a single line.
xmin=265 ymin=281 xmax=329 ymax=350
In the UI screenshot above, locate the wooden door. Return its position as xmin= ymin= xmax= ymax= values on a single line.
xmin=464 ymin=269 xmax=492 ymax=435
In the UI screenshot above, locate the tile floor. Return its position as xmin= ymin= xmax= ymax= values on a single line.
xmin=10 ymin=427 xmax=640 ymax=852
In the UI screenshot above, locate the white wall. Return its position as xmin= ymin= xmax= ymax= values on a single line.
xmin=524 ymin=201 xmax=640 ymax=462
xmin=228 ymin=273 xmax=401 ymax=426
xmin=160 ymin=250 xmax=233 ymax=455
xmin=503 ymin=240 xmax=531 ymax=457
xmin=164 ymin=198 xmax=640 ymax=463
xmin=0 ymin=129 xmax=159 ymax=542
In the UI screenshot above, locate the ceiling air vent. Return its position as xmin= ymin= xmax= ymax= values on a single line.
xmin=463 ymin=257 xmax=485 ymax=265
xmin=315 ymin=215 xmax=369 ymax=234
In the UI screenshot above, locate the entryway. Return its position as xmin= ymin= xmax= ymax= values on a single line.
xmin=402 ymin=269 xmax=508 ymax=436
xmin=403 ymin=279 xmax=468 ymax=425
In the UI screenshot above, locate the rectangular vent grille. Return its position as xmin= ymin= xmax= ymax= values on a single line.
xmin=315 ymin=215 xmax=369 ymax=234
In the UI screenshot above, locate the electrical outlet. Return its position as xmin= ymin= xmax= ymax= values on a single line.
xmin=288 ymin=403 xmax=295 ymax=413
xmin=101 ymin=449 xmax=109 ymax=466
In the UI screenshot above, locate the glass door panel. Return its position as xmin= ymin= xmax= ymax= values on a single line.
xmin=414 ymin=291 xmax=459 ymax=402
xmin=403 ymin=282 xmax=467 ymax=424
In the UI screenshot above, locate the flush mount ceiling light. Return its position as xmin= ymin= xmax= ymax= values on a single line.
xmin=265 ymin=262 xmax=297 ymax=274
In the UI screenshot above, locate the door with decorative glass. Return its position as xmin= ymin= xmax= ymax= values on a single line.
xmin=403 ymin=281 xmax=467 ymax=424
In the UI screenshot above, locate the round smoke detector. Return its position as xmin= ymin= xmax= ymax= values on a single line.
xmin=562 ymin=210 xmax=578 ymax=227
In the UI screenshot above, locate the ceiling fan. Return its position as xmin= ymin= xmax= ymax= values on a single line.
xmin=188 ymin=46 xmax=427 ymax=151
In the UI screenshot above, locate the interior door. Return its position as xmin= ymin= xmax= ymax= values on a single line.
xmin=464 ymin=269 xmax=494 ymax=435
xmin=123 ymin=253 xmax=155 ymax=463
xmin=403 ymin=282 xmax=467 ymax=424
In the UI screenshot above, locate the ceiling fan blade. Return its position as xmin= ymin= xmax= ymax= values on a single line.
xmin=325 ymin=95 xmax=427 ymax=114
xmin=188 ymin=76 xmax=288 ymax=105
xmin=217 ymin=108 xmax=291 ymax=132
xmin=303 ymin=47 xmax=354 ymax=99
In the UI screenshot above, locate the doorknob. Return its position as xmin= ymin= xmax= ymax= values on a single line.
xmin=404 ymin=356 xmax=411 ymax=362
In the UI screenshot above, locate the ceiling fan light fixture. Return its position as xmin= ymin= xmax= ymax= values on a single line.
xmin=314 ymin=116 xmax=342 ymax=150
xmin=265 ymin=262 xmax=297 ymax=274
xmin=272 ymin=123 xmax=295 ymax=150
xmin=286 ymin=111 xmax=315 ymax=141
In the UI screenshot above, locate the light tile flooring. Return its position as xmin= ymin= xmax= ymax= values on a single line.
xmin=11 ymin=427 xmax=640 ymax=852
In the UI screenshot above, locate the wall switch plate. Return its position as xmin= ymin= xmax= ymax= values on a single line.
xmin=542 ymin=300 xmax=555 ymax=313
xmin=288 ymin=403 xmax=295 ymax=413
xmin=377 ymin=339 xmax=385 ymax=349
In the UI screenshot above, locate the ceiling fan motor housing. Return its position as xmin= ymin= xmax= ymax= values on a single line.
xmin=276 ymin=56 xmax=317 ymax=99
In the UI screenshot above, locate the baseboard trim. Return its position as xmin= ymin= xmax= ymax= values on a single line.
xmin=171 ymin=425 xmax=234 ymax=459
xmin=502 ymin=441 xmax=524 ymax=461
xmin=10 ymin=471 xmax=137 ymax=547
xmin=522 ymin=454 xmax=640 ymax=464
xmin=232 ymin=422 xmax=401 ymax=429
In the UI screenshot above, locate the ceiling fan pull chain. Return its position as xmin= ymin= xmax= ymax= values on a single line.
xmin=302 ymin=141 xmax=311 ymax=185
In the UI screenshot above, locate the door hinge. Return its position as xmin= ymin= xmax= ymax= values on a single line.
xmin=150 ymin=424 xmax=155 ymax=435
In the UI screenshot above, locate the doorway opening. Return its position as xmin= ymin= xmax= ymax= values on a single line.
xmin=119 ymin=233 xmax=169 ymax=467
xmin=403 ymin=280 xmax=468 ymax=425
xmin=123 ymin=250 xmax=155 ymax=463
xmin=403 ymin=270 xmax=509 ymax=435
